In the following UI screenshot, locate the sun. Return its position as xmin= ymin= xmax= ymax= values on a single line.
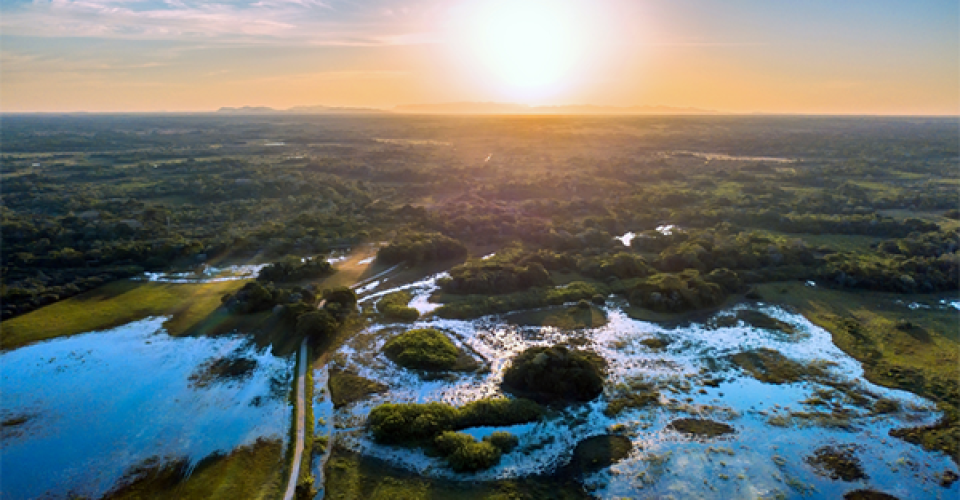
xmin=454 ymin=0 xmax=589 ymax=96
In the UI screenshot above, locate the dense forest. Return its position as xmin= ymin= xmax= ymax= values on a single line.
xmin=3 ymin=115 xmax=957 ymax=321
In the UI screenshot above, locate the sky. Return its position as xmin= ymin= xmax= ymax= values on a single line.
xmin=1 ymin=0 xmax=958 ymax=114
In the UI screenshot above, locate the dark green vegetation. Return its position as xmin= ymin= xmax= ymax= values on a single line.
xmin=325 ymin=447 xmax=589 ymax=500
xmin=328 ymin=369 xmax=388 ymax=408
xmin=376 ymin=232 xmax=467 ymax=266
xmin=258 ymin=255 xmax=334 ymax=283
xmin=376 ymin=291 xmax=419 ymax=321
xmin=667 ymin=418 xmax=736 ymax=439
xmin=2 ymin=115 xmax=958 ymax=492
xmin=367 ymin=398 xmax=542 ymax=444
xmin=505 ymin=303 xmax=607 ymax=329
xmin=564 ymin=435 xmax=634 ymax=477
xmin=843 ymin=491 xmax=900 ymax=500
xmin=805 ymin=444 xmax=868 ymax=481
xmin=382 ymin=328 xmax=462 ymax=371
xmin=501 ymin=346 xmax=607 ymax=403
xmin=434 ymin=431 xmax=517 ymax=472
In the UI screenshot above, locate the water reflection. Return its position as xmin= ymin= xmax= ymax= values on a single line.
xmin=0 ymin=317 xmax=293 ymax=500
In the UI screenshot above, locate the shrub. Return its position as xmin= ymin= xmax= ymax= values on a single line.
xmin=367 ymin=398 xmax=543 ymax=444
xmin=323 ymin=286 xmax=357 ymax=312
xmin=383 ymin=328 xmax=459 ymax=371
xmin=258 ymin=255 xmax=334 ymax=283
xmin=435 ymin=431 xmax=477 ymax=456
xmin=376 ymin=291 xmax=420 ymax=322
xmin=456 ymin=397 xmax=544 ymax=428
xmin=377 ymin=232 xmax=468 ymax=265
xmin=501 ymin=345 xmax=607 ymax=403
xmin=483 ymin=431 xmax=519 ymax=453
xmin=296 ymin=310 xmax=338 ymax=340
xmin=368 ymin=402 xmax=459 ymax=443
xmin=448 ymin=441 xmax=502 ymax=472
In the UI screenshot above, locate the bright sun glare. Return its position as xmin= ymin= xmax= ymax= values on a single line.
xmin=457 ymin=0 xmax=588 ymax=96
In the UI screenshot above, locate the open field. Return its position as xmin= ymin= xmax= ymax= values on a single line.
xmin=1 ymin=280 xmax=247 ymax=350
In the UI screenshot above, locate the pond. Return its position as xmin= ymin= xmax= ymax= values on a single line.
xmin=323 ymin=276 xmax=959 ymax=499
xmin=0 ymin=317 xmax=294 ymax=500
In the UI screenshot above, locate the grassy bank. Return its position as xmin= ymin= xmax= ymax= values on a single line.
xmin=324 ymin=447 xmax=589 ymax=500
xmin=300 ymin=350 xmax=316 ymax=487
xmin=1 ymin=280 xmax=247 ymax=350
xmin=757 ymin=282 xmax=959 ymax=462
xmin=103 ymin=438 xmax=285 ymax=500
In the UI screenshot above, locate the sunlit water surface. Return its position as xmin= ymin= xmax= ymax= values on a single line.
xmin=0 ymin=318 xmax=293 ymax=500
xmin=323 ymin=274 xmax=958 ymax=499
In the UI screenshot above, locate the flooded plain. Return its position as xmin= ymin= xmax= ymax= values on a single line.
xmin=323 ymin=274 xmax=959 ymax=499
xmin=0 ymin=317 xmax=294 ymax=500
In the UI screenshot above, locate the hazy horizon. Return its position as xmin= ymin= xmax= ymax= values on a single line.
xmin=2 ymin=0 xmax=957 ymax=115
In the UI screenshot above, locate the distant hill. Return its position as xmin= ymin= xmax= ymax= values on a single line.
xmin=393 ymin=102 xmax=718 ymax=115
xmin=216 ymin=105 xmax=384 ymax=114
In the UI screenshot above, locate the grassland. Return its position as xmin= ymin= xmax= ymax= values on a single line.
xmin=103 ymin=439 xmax=285 ymax=500
xmin=1 ymin=279 xmax=247 ymax=350
xmin=757 ymin=282 xmax=959 ymax=461
xmin=324 ymin=447 xmax=589 ymax=500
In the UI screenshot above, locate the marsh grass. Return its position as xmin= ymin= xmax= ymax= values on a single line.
xmin=103 ymin=438 xmax=285 ymax=500
xmin=756 ymin=282 xmax=960 ymax=462
xmin=1 ymin=280 xmax=247 ymax=350
xmin=505 ymin=304 xmax=607 ymax=330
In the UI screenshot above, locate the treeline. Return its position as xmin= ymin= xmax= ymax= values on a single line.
xmin=375 ymin=231 xmax=467 ymax=265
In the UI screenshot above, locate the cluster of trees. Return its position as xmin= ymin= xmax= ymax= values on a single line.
xmin=219 ymin=279 xmax=358 ymax=342
xmin=434 ymin=431 xmax=518 ymax=472
xmin=257 ymin=256 xmax=334 ymax=283
xmin=382 ymin=328 xmax=459 ymax=370
xmin=440 ymin=259 xmax=551 ymax=295
xmin=375 ymin=231 xmax=468 ymax=265
xmin=501 ymin=346 xmax=607 ymax=403
xmin=375 ymin=291 xmax=420 ymax=322
xmin=367 ymin=397 xmax=542 ymax=443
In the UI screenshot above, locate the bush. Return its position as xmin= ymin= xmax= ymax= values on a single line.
xmin=483 ymin=431 xmax=519 ymax=453
xmin=383 ymin=328 xmax=459 ymax=371
xmin=456 ymin=397 xmax=544 ymax=428
xmin=368 ymin=402 xmax=459 ymax=443
xmin=258 ymin=255 xmax=334 ymax=283
xmin=296 ymin=310 xmax=338 ymax=340
xmin=376 ymin=291 xmax=420 ymax=322
xmin=435 ymin=431 xmax=477 ymax=456
xmin=448 ymin=441 xmax=502 ymax=472
xmin=629 ymin=271 xmax=726 ymax=313
xmin=323 ymin=286 xmax=357 ymax=312
xmin=440 ymin=259 xmax=552 ymax=295
xmin=367 ymin=398 xmax=543 ymax=444
xmin=377 ymin=232 xmax=468 ymax=265
xmin=501 ymin=345 xmax=607 ymax=403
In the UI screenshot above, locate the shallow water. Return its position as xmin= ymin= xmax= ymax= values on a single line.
xmin=0 ymin=318 xmax=294 ymax=500
xmin=325 ymin=277 xmax=959 ymax=499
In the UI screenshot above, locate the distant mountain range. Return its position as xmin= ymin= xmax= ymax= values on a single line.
xmin=217 ymin=103 xmax=719 ymax=115
xmin=216 ymin=105 xmax=383 ymax=114
xmin=392 ymin=102 xmax=719 ymax=115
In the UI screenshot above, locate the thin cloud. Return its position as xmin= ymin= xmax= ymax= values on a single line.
xmin=1 ymin=0 xmax=438 ymax=45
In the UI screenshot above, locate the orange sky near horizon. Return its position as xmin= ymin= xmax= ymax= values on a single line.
xmin=2 ymin=0 xmax=957 ymax=115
